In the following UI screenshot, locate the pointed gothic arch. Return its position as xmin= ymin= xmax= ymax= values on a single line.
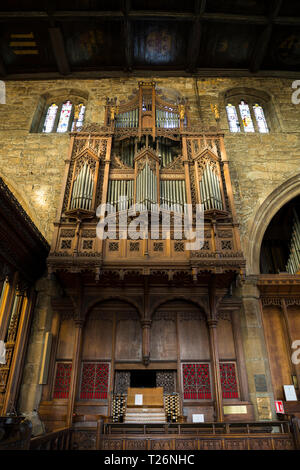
xmin=246 ymin=174 xmax=300 ymax=275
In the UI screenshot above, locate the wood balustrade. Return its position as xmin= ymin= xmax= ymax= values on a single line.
xmin=29 ymin=427 xmax=71 ymax=450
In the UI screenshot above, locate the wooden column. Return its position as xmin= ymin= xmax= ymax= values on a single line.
xmin=208 ymin=319 xmax=224 ymax=422
xmin=281 ymin=299 xmax=300 ymax=395
xmin=141 ymin=320 xmax=151 ymax=366
xmin=232 ymin=309 xmax=250 ymax=401
xmin=98 ymin=137 xmax=112 ymax=253
xmin=0 ymin=272 xmax=19 ymax=340
xmin=107 ymin=312 xmax=116 ymax=415
xmin=2 ymin=289 xmax=36 ymax=415
xmin=208 ymin=278 xmax=224 ymax=422
xmin=182 ymin=137 xmax=192 ymax=206
xmin=66 ymin=318 xmax=83 ymax=426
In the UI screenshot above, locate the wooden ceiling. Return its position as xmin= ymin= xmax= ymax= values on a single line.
xmin=0 ymin=0 xmax=300 ymax=79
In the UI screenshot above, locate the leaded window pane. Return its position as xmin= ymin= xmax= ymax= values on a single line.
xmin=71 ymin=103 xmax=86 ymax=132
xmin=239 ymin=100 xmax=255 ymax=132
xmin=253 ymin=104 xmax=269 ymax=133
xmin=57 ymin=100 xmax=73 ymax=133
xmin=226 ymin=104 xmax=240 ymax=133
xmin=42 ymin=103 xmax=58 ymax=133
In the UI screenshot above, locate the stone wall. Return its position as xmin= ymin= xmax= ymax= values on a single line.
xmin=0 ymin=76 xmax=299 ymax=266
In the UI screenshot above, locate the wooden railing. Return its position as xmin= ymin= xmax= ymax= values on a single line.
xmin=30 ymin=427 xmax=71 ymax=450
xmin=98 ymin=420 xmax=299 ymax=451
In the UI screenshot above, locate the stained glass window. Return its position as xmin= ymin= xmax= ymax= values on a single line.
xmin=71 ymin=103 xmax=86 ymax=132
xmin=253 ymin=104 xmax=269 ymax=133
xmin=57 ymin=100 xmax=73 ymax=133
xmin=239 ymin=100 xmax=255 ymax=132
xmin=226 ymin=104 xmax=240 ymax=133
xmin=42 ymin=103 xmax=58 ymax=133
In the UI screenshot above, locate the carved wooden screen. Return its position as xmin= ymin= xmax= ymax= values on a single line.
xmin=79 ymin=362 xmax=110 ymax=400
xmin=114 ymin=371 xmax=131 ymax=394
xmin=182 ymin=363 xmax=212 ymax=400
xmin=156 ymin=370 xmax=176 ymax=393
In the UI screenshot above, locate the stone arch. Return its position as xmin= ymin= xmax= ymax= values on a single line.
xmin=246 ymin=174 xmax=300 ymax=274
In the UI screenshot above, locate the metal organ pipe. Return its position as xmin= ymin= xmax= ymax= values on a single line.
xmin=286 ymin=210 xmax=300 ymax=273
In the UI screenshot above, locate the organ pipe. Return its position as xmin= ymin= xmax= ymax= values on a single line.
xmin=286 ymin=210 xmax=300 ymax=274
xmin=70 ymin=162 xmax=94 ymax=211
xmin=160 ymin=180 xmax=186 ymax=212
xmin=199 ymin=164 xmax=223 ymax=211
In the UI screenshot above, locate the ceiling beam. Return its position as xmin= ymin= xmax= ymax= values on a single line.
xmin=187 ymin=0 xmax=206 ymax=73
xmin=3 ymin=68 xmax=300 ymax=81
xmin=0 ymin=10 xmax=299 ymax=26
xmin=48 ymin=27 xmax=71 ymax=75
xmin=249 ymin=0 xmax=283 ymax=74
xmin=122 ymin=0 xmax=133 ymax=72
xmin=0 ymin=54 xmax=6 ymax=77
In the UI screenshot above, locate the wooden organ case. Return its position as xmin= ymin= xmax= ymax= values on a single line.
xmin=43 ymin=81 xmax=252 ymax=433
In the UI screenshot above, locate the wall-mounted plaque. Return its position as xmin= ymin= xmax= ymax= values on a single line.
xmin=254 ymin=374 xmax=268 ymax=392
xmin=223 ymin=405 xmax=247 ymax=415
xmin=192 ymin=414 xmax=204 ymax=423
xmin=256 ymin=397 xmax=272 ymax=420
xmin=283 ymin=385 xmax=297 ymax=401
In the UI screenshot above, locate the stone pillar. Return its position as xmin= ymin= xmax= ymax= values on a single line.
xmin=17 ymin=275 xmax=61 ymax=435
xmin=234 ymin=276 xmax=276 ymax=420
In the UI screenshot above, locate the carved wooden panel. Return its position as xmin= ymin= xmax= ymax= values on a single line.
xmin=115 ymin=312 xmax=142 ymax=361
xmin=175 ymin=439 xmax=197 ymax=450
xmin=114 ymin=371 xmax=131 ymax=394
xmin=179 ymin=315 xmax=210 ymax=361
xmin=101 ymin=439 xmax=123 ymax=450
xmin=199 ymin=439 xmax=222 ymax=450
xmin=126 ymin=439 xmax=147 ymax=450
xmin=82 ymin=310 xmax=113 ymax=360
xmin=150 ymin=439 xmax=173 ymax=450
xmin=150 ymin=312 xmax=177 ymax=361
xmin=287 ymin=305 xmax=300 ymax=342
xmin=262 ymin=306 xmax=292 ymax=400
xmin=273 ymin=438 xmax=294 ymax=450
xmin=224 ymin=439 xmax=247 ymax=450
xmin=71 ymin=430 xmax=96 ymax=450
xmin=156 ymin=371 xmax=176 ymax=393
xmin=57 ymin=318 xmax=75 ymax=360
xmin=249 ymin=438 xmax=273 ymax=450
xmin=217 ymin=318 xmax=236 ymax=360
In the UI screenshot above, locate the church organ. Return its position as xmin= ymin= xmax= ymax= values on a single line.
xmin=43 ymin=81 xmax=250 ymax=432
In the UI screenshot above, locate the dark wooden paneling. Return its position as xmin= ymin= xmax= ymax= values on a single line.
xmin=262 ymin=306 xmax=292 ymax=400
xmin=150 ymin=312 xmax=177 ymax=361
xmin=56 ymin=318 xmax=75 ymax=360
xmin=115 ymin=313 xmax=142 ymax=361
xmin=82 ymin=310 xmax=113 ymax=360
xmin=179 ymin=315 xmax=210 ymax=360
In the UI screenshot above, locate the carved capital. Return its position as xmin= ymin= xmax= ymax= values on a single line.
xmin=207 ymin=319 xmax=218 ymax=328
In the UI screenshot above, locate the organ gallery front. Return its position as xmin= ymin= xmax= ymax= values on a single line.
xmin=42 ymin=81 xmax=250 ymax=431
